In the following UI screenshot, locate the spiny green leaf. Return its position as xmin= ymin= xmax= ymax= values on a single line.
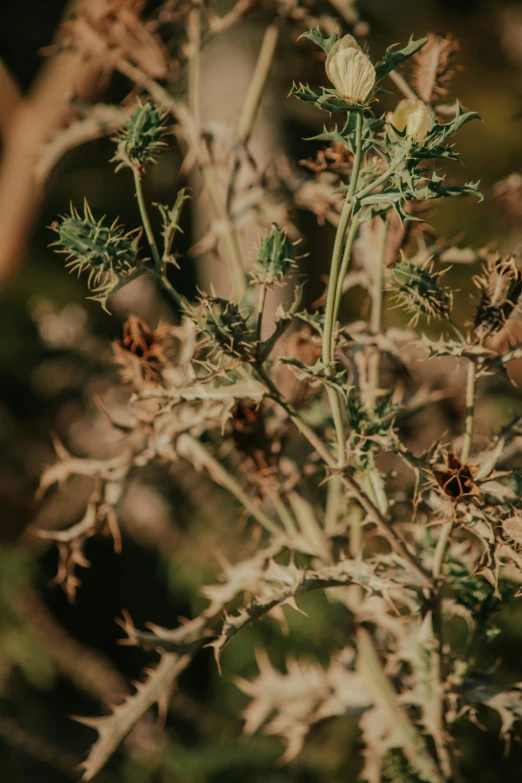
xmin=375 ymin=36 xmax=428 ymax=82
xmin=299 ymin=27 xmax=339 ymax=54
xmin=290 ymin=82 xmax=366 ymax=113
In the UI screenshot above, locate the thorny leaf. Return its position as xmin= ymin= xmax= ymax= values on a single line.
xmin=236 ymin=649 xmax=371 ymax=762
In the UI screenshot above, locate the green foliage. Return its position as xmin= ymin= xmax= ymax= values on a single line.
xmin=290 ymin=82 xmax=367 ymax=113
xmin=299 ymin=27 xmax=339 ymax=54
xmin=374 ymin=36 xmax=429 ymax=82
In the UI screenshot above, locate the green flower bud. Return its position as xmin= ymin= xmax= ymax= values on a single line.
xmin=198 ymin=294 xmax=256 ymax=361
xmin=51 ymin=201 xmax=140 ymax=309
xmin=252 ymin=225 xmax=295 ymax=287
xmin=391 ymin=259 xmax=452 ymax=325
xmin=325 ymin=35 xmax=376 ymax=104
xmin=112 ymin=101 xmax=167 ymax=171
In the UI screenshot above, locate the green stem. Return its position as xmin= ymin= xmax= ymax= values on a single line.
xmin=146 ymin=268 xmax=187 ymax=311
xmin=432 ymin=519 xmax=454 ymax=582
xmin=255 ymin=283 xmax=267 ymax=345
xmin=340 ymin=472 xmax=432 ymax=588
xmin=354 ymin=148 xmax=409 ymax=202
xmin=460 ymin=359 xmax=477 ymax=464
xmin=322 ymin=114 xmax=364 ymax=469
xmin=322 ymin=113 xmax=363 ymax=531
xmin=323 ymin=113 xmax=364 ymax=371
xmin=133 ymin=168 xmax=161 ymax=272
xmin=331 ymin=212 xmax=362 ymax=331
xmin=367 ymin=213 xmax=389 ymax=400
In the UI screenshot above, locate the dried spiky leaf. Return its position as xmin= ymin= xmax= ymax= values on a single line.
xmin=80 ymin=653 xmax=189 ymax=781
xmin=113 ymin=316 xmax=172 ymax=386
xmin=413 ymin=33 xmax=459 ymax=106
xmin=236 ymin=649 xmax=371 ymax=762
xmin=473 ymin=255 xmax=522 ymax=340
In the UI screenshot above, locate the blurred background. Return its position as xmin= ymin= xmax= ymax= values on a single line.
xmin=1 ymin=1 xmax=522 ymax=781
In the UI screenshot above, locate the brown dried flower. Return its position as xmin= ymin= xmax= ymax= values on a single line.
xmin=113 ymin=316 xmax=172 ymax=385
xmin=432 ymin=452 xmax=480 ymax=500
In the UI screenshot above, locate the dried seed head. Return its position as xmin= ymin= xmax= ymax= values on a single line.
xmin=473 ymin=255 xmax=522 ymax=340
xmin=113 ymin=316 xmax=172 ymax=385
xmin=252 ymin=225 xmax=295 ymax=287
xmin=391 ymin=98 xmax=434 ymax=141
xmin=198 ymin=294 xmax=255 ymax=360
xmin=112 ymin=101 xmax=168 ymax=171
xmin=390 ymin=259 xmax=453 ymax=325
xmin=325 ymin=35 xmax=376 ymax=103
xmin=432 ymin=452 xmax=480 ymax=500
xmin=50 ymin=201 xmax=140 ymax=307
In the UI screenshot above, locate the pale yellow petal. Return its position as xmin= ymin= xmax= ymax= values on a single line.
xmin=326 ymin=45 xmax=375 ymax=103
xmin=392 ymin=99 xmax=433 ymax=141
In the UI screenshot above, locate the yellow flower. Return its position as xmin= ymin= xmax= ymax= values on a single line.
xmin=392 ymin=99 xmax=433 ymax=141
xmin=325 ymin=35 xmax=376 ymax=104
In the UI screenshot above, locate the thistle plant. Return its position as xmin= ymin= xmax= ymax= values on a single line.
xmin=34 ymin=8 xmax=522 ymax=783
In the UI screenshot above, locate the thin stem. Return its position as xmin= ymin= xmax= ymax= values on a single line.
xmin=324 ymin=474 xmax=342 ymax=536
xmin=332 ymin=211 xmax=362 ymax=329
xmin=356 ymin=627 xmax=445 ymax=783
xmin=354 ymin=149 xmax=409 ymax=202
xmin=367 ymin=214 xmax=389 ymax=399
xmin=431 ymin=538 xmax=460 ymax=780
xmin=460 ymin=359 xmax=477 ymax=463
xmin=323 ymin=113 xmax=364 ymax=371
xmin=340 ymin=473 xmax=432 ymax=588
xmin=322 ymin=114 xmax=364 ymax=467
xmin=255 ymin=283 xmax=267 ymax=345
xmin=187 ymin=7 xmax=201 ymax=130
xmin=115 ymin=58 xmax=245 ymax=301
xmin=266 ymin=489 xmax=298 ymax=536
xmin=133 ymin=168 xmax=161 ymax=271
xmin=146 ymin=267 xmax=187 ymax=311
xmin=322 ymin=113 xmax=363 ymax=531
xmin=256 ymin=366 xmax=336 ymax=467
xmin=448 ymin=317 xmax=467 ymax=345
xmin=237 ymin=24 xmax=279 ymax=144
xmin=176 ymin=434 xmax=283 ymax=538
xmin=432 ymin=519 xmax=454 ymax=582
xmin=389 ymin=69 xmax=420 ymax=101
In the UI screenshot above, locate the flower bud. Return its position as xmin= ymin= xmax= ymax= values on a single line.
xmin=198 ymin=294 xmax=256 ymax=361
xmin=391 ymin=260 xmax=452 ymax=325
xmin=113 ymin=101 xmax=167 ymax=171
xmin=252 ymin=225 xmax=295 ymax=287
xmin=392 ymin=99 xmax=433 ymax=142
xmin=325 ymin=35 xmax=375 ymax=104
xmin=51 ymin=201 xmax=140 ymax=310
